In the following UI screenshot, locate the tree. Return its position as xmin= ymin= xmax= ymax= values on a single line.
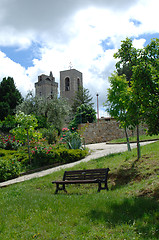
xmin=113 ymin=38 xmax=141 ymax=157
xmin=44 ymin=97 xmax=71 ymax=132
xmin=131 ymin=39 xmax=159 ymax=135
xmin=106 ymin=37 xmax=159 ymax=159
xmin=114 ymin=37 xmax=138 ymax=85
xmin=104 ymin=73 xmax=135 ymax=151
xmin=69 ymin=104 xmax=96 ymax=130
xmin=17 ymin=92 xmax=71 ymax=132
xmin=0 ymin=77 xmax=23 ymax=120
xmin=71 ymin=86 xmax=94 ymax=114
xmin=10 ymin=112 xmax=42 ymax=164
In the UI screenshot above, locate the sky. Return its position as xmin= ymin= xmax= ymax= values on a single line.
xmin=0 ymin=0 xmax=159 ymax=117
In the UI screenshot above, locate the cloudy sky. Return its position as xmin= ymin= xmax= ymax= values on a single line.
xmin=0 ymin=0 xmax=159 ymax=117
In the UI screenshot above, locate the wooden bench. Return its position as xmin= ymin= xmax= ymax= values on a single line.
xmin=52 ymin=168 xmax=110 ymax=194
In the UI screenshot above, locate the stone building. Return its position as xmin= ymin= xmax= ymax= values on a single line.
xmin=35 ymin=68 xmax=83 ymax=104
xmin=35 ymin=71 xmax=58 ymax=99
xmin=60 ymin=69 xmax=83 ymax=104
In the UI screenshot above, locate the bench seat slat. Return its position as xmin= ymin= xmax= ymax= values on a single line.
xmin=52 ymin=179 xmax=98 ymax=184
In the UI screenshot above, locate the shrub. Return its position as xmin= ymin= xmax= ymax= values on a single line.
xmin=0 ymin=158 xmax=21 ymax=182
xmin=0 ymin=115 xmax=17 ymax=132
xmin=0 ymin=148 xmax=29 ymax=167
xmin=0 ymin=135 xmax=21 ymax=150
xmin=40 ymin=127 xmax=58 ymax=144
xmin=31 ymin=146 xmax=88 ymax=167
xmin=60 ymin=128 xmax=82 ymax=149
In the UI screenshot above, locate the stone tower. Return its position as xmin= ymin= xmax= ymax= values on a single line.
xmin=35 ymin=71 xmax=58 ymax=98
xmin=60 ymin=69 xmax=83 ymax=104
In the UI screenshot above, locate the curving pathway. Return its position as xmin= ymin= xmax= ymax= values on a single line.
xmin=0 ymin=141 xmax=156 ymax=188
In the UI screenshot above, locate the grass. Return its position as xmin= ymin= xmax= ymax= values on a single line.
xmin=0 ymin=141 xmax=159 ymax=239
xmin=109 ymin=134 xmax=159 ymax=143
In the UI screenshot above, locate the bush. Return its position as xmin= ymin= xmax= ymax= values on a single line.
xmin=0 ymin=135 xmax=21 ymax=150
xmin=40 ymin=127 xmax=58 ymax=144
xmin=0 ymin=148 xmax=29 ymax=167
xmin=0 ymin=158 xmax=21 ymax=182
xmin=60 ymin=128 xmax=82 ymax=149
xmin=31 ymin=146 xmax=88 ymax=167
xmin=0 ymin=115 xmax=17 ymax=132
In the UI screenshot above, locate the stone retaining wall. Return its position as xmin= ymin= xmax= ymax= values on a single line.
xmin=78 ymin=118 xmax=147 ymax=144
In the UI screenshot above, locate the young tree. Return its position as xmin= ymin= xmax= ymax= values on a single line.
xmin=10 ymin=112 xmax=42 ymax=164
xmin=104 ymin=73 xmax=134 ymax=151
xmin=132 ymin=51 xmax=159 ymax=135
xmin=113 ymin=38 xmax=142 ymax=158
xmin=0 ymin=77 xmax=23 ymax=120
xmin=106 ymin=37 xmax=159 ymax=159
xmin=71 ymin=86 xmax=94 ymax=114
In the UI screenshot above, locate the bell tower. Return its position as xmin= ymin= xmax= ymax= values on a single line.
xmin=60 ymin=68 xmax=83 ymax=104
xmin=35 ymin=71 xmax=58 ymax=99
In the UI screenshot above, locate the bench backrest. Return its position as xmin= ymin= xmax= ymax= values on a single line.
xmin=63 ymin=168 xmax=110 ymax=182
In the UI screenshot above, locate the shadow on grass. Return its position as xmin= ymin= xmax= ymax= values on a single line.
xmin=88 ymin=197 xmax=159 ymax=239
xmin=110 ymin=166 xmax=139 ymax=190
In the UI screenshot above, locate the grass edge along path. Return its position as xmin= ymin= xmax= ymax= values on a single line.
xmin=0 ymin=141 xmax=158 ymax=239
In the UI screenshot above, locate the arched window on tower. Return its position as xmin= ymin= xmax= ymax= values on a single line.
xmin=77 ymin=78 xmax=80 ymax=91
xmin=65 ymin=77 xmax=70 ymax=91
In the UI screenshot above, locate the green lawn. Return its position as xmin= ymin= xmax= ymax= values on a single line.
xmin=109 ymin=134 xmax=159 ymax=143
xmin=0 ymin=141 xmax=159 ymax=239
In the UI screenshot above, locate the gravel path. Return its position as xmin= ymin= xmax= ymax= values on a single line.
xmin=0 ymin=141 xmax=156 ymax=188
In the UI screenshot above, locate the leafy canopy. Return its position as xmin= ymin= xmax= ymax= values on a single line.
xmin=0 ymin=77 xmax=23 ymax=120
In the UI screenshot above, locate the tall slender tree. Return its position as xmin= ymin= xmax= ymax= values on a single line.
xmin=71 ymin=86 xmax=94 ymax=115
xmin=0 ymin=77 xmax=23 ymax=120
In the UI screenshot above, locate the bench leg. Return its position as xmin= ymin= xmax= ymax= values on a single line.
xmin=105 ymin=182 xmax=109 ymax=191
xmin=98 ymin=182 xmax=109 ymax=192
xmin=98 ymin=182 xmax=101 ymax=192
xmin=55 ymin=183 xmax=59 ymax=194
xmin=62 ymin=184 xmax=67 ymax=193
xmin=55 ymin=183 xmax=67 ymax=194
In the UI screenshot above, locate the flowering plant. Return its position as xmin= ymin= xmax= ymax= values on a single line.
xmin=0 ymin=135 xmax=21 ymax=150
xmin=60 ymin=128 xmax=82 ymax=149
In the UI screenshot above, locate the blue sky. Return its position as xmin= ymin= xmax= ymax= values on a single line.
xmin=0 ymin=43 xmax=41 ymax=68
xmin=0 ymin=0 xmax=159 ymax=117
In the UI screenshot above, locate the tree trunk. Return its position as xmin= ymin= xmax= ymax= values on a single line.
xmin=136 ymin=124 xmax=141 ymax=160
xmin=27 ymin=130 xmax=31 ymax=164
xmin=124 ymin=127 xmax=131 ymax=151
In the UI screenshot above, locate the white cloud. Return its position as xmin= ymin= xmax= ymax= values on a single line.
xmin=132 ymin=38 xmax=146 ymax=48
xmin=0 ymin=0 xmax=159 ymax=117
xmin=0 ymin=51 xmax=33 ymax=95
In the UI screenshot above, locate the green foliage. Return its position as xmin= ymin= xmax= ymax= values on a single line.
xmin=131 ymin=39 xmax=159 ymax=135
xmin=106 ymin=37 xmax=159 ymax=157
xmin=31 ymin=146 xmax=88 ymax=167
xmin=0 ymin=158 xmax=21 ymax=182
xmin=112 ymin=37 xmax=159 ymax=136
xmin=60 ymin=128 xmax=82 ymax=149
xmin=0 ymin=102 xmax=10 ymax=121
xmin=40 ymin=127 xmax=58 ymax=144
xmin=10 ymin=112 xmax=42 ymax=163
xmin=104 ymin=72 xmax=134 ymax=128
xmin=72 ymin=86 xmax=94 ymax=114
xmin=17 ymin=91 xmax=71 ymax=131
xmin=70 ymin=104 xmax=96 ymax=130
xmin=0 ymin=115 xmax=17 ymax=132
xmin=0 ymin=76 xmax=23 ymax=120
xmin=10 ymin=112 xmax=41 ymax=144
xmin=0 ymin=135 xmax=21 ymax=150
xmin=16 ymin=91 xmax=39 ymax=115
xmin=114 ymin=37 xmax=138 ymax=86
xmin=36 ymin=115 xmax=48 ymax=129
